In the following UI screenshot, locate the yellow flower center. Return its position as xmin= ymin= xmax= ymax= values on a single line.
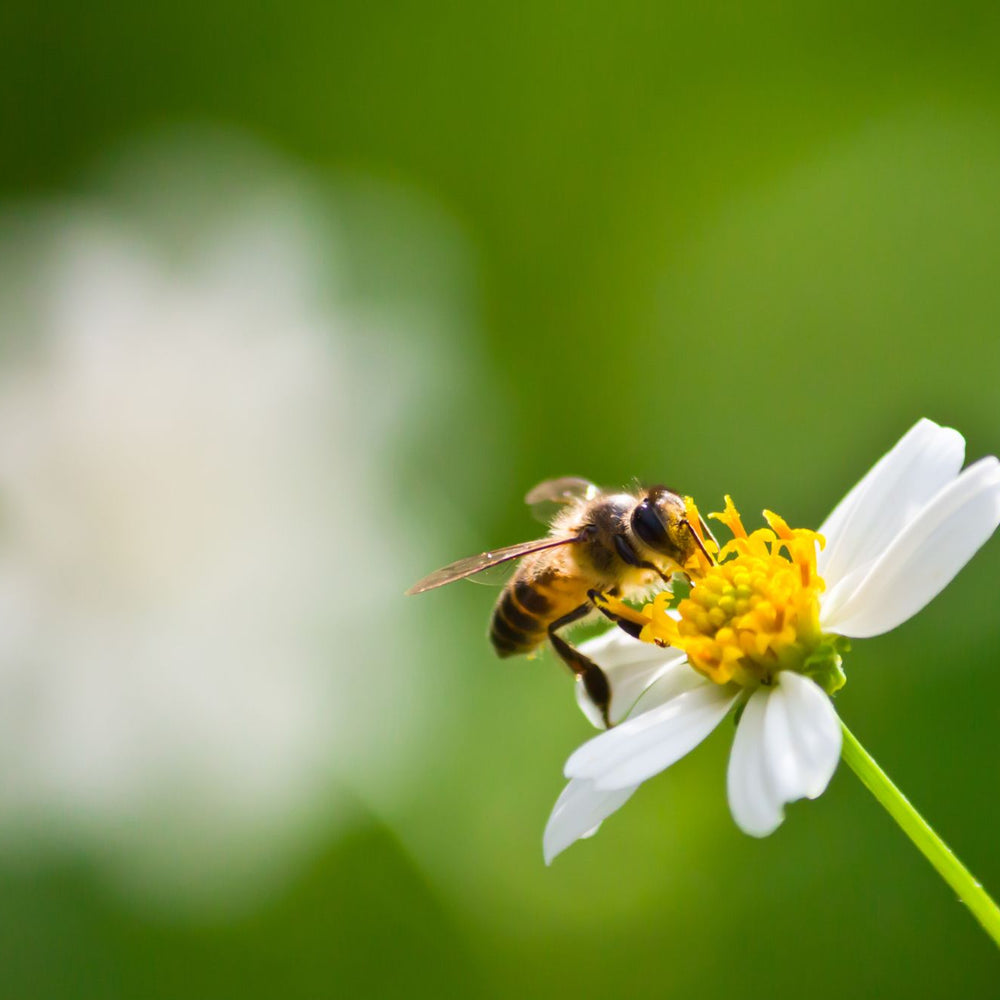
xmin=641 ymin=497 xmax=827 ymax=686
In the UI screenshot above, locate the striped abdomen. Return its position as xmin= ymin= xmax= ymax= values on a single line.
xmin=489 ymin=562 xmax=590 ymax=658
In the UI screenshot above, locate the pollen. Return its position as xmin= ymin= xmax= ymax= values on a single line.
xmin=640 ymin=497 xmax=827 ymax=687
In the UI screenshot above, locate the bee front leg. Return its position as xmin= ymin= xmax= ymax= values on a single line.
xmin=547 ymin=605 xmax=612 ymax=729
xmin=587 ymin=589 xmax=647 ymax=640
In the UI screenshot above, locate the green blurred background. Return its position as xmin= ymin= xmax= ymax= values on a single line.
xmin=2 ymin=3 xmax=1000 ymax=997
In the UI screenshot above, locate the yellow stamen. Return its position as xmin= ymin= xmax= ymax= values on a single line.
xmin=640 ymin=498 xmax=827 ymax=687
xmin=709 ymin=495 xmax=747 ymax=539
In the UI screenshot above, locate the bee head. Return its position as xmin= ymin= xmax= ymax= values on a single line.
xmin=630 ymin=486 xmax=691 ymax=560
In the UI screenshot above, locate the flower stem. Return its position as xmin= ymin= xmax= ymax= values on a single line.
xmin=840 ymin=720 xmax=1000 ymax=948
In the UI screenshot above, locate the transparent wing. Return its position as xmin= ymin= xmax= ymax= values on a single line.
xmin=406 ymin=535 xmax=581 ymax=595
xmin=466 ymin=559 xmax=519 ymax=587
xmin=524 ymin=476 xmax=600 ymax=524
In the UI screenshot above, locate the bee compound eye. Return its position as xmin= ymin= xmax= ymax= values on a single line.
xmin=632 ymin=498 xmax=669 ymax=549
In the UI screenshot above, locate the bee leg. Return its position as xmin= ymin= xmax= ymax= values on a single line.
xmin=613 ymin=534 xmax=675 ymax=586
xmin=587 ymin=589 xmax=645 ymax=640
xmin=547 ymin=605 xmax=612 ymax=729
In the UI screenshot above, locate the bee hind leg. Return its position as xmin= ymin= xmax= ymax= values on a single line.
xmin=547 ymin=605 xmax=612 ymax=729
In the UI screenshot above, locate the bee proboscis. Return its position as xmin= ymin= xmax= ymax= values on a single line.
xmin=407 ymin=477 xmax=713 ymax=727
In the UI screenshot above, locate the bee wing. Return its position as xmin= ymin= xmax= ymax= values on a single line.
xmin=524 ymin=476 xmax=600 ymax=524
xmin=406 ymin=535 xmax=583 ymax=595
xmin=465 ymin=558 xmax=520 ymax=587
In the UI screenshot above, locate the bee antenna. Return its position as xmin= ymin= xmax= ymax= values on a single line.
xmin=682 ymin=519 xmax=716 ymax=566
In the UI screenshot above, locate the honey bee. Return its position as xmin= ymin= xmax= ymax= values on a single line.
xmin=406 ymin=477 xmax=713 ymax=727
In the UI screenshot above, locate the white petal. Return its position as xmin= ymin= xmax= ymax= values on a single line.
xmin=543 ymin=778 xmax=637 ymax=864
xmin=760 ymin=673 xmax=842 ymax=804
xmin=575 ymin=628 xmax=689 ymax=729
xmin=578 ymin=625 xmax=668 ymax=665
xmin=816 ymin=559 xmax=873 ymax=627
xmin=727 ymin=673 xmax=841 ymax=837
xmin=818 ymin=419 xmax=965 ymax=588
xmin=726 ymin=689 xmax=774 ymax=836
xmin=627 ymin=655 xmax=710 ymax=715
xmin=565 ymin=682 xmax=738 ymax=790
xmin=821 ymin=456 xmax=1000 ymax=637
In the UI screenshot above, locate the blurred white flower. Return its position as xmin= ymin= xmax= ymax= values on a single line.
xmin=0 ymin=140 xmax=474 ymax=907
xmin=546 ymin=419 xmax=1000 ymax=862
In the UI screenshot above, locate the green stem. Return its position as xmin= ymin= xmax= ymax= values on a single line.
xmin=840 ymin=720 xmax=1000 ymax=948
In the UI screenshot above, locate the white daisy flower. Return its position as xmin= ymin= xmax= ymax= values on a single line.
xmin=545 ymin=419 xmax=1000 ymax=863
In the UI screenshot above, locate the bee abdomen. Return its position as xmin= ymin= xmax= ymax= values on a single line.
xmin=489 ymin=581 xmax=550 ymax=658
